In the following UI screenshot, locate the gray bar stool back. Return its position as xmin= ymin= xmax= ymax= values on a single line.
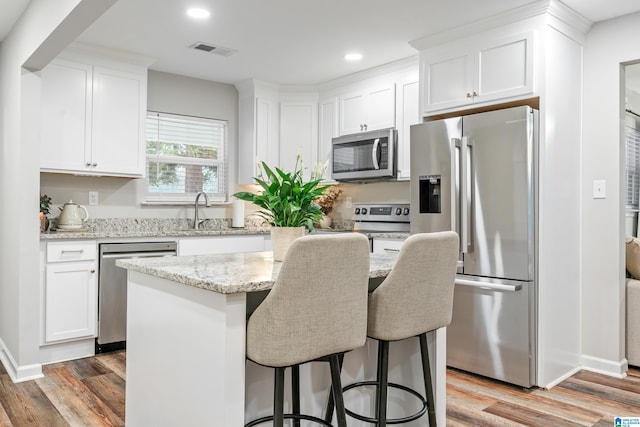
xmin=245 ymin=233 xmax=371 ymax=427
xmin=339 ymin=231 xmax=459 ymax=426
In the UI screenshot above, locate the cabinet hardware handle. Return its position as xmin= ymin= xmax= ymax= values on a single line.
xmin=473 ymin=91 xmax=478 ymax=97
xmin=383 ymin=248 xmax=400 ymax=253
xmin=85 ymin=162 xmax=92 ymax=167
xmin=92 ymin=163 xmax=97 ymax=167
xmin=90 ymin=269 xmax=96 ymax=273
xmin=466 ymin=92 xmax=472 ymax=98
xmin=61 ymin=249 xmax=84 ymax=254
xmin=363 ymin=124 xmax=367 ymax=131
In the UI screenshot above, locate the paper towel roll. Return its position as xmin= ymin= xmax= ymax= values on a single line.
xmin=232 ymin=199 xmax=245 ymax=228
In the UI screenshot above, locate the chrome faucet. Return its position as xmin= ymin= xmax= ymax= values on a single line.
xmin=193 ymin=191 xmax=209 ymax=230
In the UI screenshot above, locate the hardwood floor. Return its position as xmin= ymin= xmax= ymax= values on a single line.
xmin=0 ymin=352 xmax=639 ymax=426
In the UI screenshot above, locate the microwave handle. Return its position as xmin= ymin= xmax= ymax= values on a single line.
xmin=372 ymin=138 xmax=380 ymax=170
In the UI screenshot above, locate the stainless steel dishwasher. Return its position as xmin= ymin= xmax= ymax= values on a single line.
xmin=97 ymin=241 xmax=177 ymax=353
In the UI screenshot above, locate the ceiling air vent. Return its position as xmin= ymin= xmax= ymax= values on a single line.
xmin=190 ymin=42 xmax=237 ymax=57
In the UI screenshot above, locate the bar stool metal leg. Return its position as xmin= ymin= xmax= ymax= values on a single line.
xmin=324 ymin=353 xmax=344 ymax=424
xmin=376 ymin=340 xmax=390 ymax=427
xmin=419 ymin=333 xmax=436 ymax=427
xmin=292 ymin=365 xmax=301 ymax=427
xmin=329 ymin=354 xmax=348 ymax=427
xmin=274 ymin=367 xmax=285 ymax=427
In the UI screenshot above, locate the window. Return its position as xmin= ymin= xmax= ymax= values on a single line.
xmin=626 ymin=114 xmax=640 ymax=209
xmin=145 ymin=111 xmax=228 ymax=204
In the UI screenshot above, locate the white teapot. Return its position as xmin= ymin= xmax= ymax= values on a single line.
xmin=57 ymin=200 xmax=89 ymax=229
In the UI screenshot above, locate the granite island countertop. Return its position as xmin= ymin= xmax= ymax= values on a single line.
xmin=116 ymin=250 xmax=398 ymax=294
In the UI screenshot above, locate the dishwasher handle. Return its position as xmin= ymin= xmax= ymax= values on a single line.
xmin=101 ymin=251 xmax=176 ymax=259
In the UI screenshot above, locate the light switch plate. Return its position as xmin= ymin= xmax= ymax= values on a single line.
xmin=88 ymin=191 xmax=99 ymax=206
xmin=593 ymin=180 xmax=606 ymax=199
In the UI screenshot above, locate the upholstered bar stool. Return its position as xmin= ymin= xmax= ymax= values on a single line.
xmin=245 ymin=233 xmax=371 ymax=427
xmin=339 ymin=231 xmax=458 ymax=427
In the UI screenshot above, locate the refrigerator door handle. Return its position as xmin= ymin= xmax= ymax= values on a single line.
xmin=455 ymin=278 xmax=523 ymax=292
xmin=460 ymin=136 xmax=471 ymax=253
xmin=453 ymin=138 xmax=462 ymax=246
xmin=371 ymin=138 xmax=380 ymax=170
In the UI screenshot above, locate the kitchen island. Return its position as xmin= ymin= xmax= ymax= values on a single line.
xmin=117 ymin=251 xmax=446 ymax=427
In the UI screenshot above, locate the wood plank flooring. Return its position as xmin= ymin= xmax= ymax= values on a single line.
xmin=0 ymin=352 xmax=639 ymax=426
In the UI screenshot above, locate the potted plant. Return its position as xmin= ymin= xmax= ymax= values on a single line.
xmin=233 ymin=158 xmax=330 ymax=261
xmin=40 ymin=194 xmax=52 ymax=232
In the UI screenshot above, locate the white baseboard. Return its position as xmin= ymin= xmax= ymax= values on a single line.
xmin=0 ymin=337 xmax=43 ymax=383
xmin=541 ymin=365 xmax=582 ymax=389
xmin=580 ymin=354 xmax=628 ymax=378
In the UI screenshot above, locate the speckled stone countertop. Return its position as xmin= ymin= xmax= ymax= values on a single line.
xmin=39 ymin=217 xmax=409 ymax=241
xmin=116 ymin=250 xmax=398 ymax=294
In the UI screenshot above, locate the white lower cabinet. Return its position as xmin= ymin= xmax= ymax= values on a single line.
xmin=43 ymin=241 xmax=97 ymax=344
xmin=372 ymin=238 xmax=405 ymax=254
xmin=178 ymin=235 xmax=267 ymax=256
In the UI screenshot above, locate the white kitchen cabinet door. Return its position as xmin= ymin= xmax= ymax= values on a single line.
xmin=339 ymin=83 xmax=396 ymax=135
xmin=236 ymin=80 xmax=280 ymax=184
xmin=422 ymin=49 xmax=474 ymax=112
xmin=396 ymin=79 xmax=419 ymax=180
xmin=475 ymin=32 xmax=534 ymax=104
xmin=91 ymin=67 xmax=146 ymax=176
xmin=45 ymin=261 xmax=97 ymax=342
xmin=40 ymin=60 xmax=93 ymax=172
xmin=40 ymin=59 xmax=147 ymax=177
xmin=339 ymin=91 xmax=366 ymax=135
xmin=178 ymin=235 xmax=266 ymax=256
xmin=421 ymin=31 xmax=534 ymax=114
xmin=280 ymin=101 xmax=318 ymax=177
xmin=364 ymin=84 xmax=396 ymax=131
xmin=318 ymin=97 xmax=338 ymax=180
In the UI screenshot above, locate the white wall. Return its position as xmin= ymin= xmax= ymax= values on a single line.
xmin=582 ymin=11 xmax=640 ymax=373
xmin=0 ymin=0 xmax=114 ymax=381
xmin=40 ymin=70 xmax=239 ymax=220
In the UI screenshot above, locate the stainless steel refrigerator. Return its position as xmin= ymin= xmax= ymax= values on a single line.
xmin=410 ymin=105 xmax=538 ymax=388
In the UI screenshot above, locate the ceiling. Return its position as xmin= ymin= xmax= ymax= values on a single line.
xmin=3 ymin=0 xmax=640 ymax=86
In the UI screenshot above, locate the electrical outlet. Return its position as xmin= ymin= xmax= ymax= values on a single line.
xmin=345 ymin=196 xmax=353 ymax=209
xmin=88 ymin=191 xmax=99 ymax=206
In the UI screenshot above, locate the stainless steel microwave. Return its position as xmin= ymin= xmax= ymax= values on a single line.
xmin=331 ymin=128 xmax=397 ymax=181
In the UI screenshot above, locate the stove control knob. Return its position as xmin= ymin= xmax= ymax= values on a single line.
xmin=395 ymin=207 xmax=402 ymax=215
xmin=355 ymin=208 xmax=360 ymax=215
xmin=361 ymin=208 xmax=368 ymax=215
xmin=403 ymin=208 xmax=410 ymax=215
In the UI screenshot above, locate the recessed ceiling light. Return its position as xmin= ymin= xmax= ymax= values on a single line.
xmin=345 ymin=53 xmax=363 ymax=61
xmin=187 ymin=8 xmax=210 ymax=19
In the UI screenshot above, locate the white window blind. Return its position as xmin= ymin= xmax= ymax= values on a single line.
xmin=626 ymin=118 xmax=640 ymax=209
xmin=145 ymin=111 xmax=228 ymax=203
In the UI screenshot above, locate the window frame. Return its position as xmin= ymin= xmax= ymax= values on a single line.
xmin=144 ymin=111 xmax=229 ymax=205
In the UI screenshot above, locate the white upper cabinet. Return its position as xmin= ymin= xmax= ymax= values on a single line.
xmin=318 ymin=96 xmax=338 ymax=180
xmin=339 ymin=83 xmax=396 ymax=135
xmin=396 ymin=78 xmax=420 ymax=180
xmin=236 ymin=79 xmax=280 ymax=184
xmin=279 ymin=100 xmax=318 ymax=177
xmin=40 ymin=56 xmax=148 ymax=177
xmin=421 ymin=31 xmax=534 ymax=114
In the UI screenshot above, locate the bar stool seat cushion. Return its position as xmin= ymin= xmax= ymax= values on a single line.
xmin=368 ymin=231 xmax=459 ymax=342
xmin=246 ymin=233 xmax=370 ymax=368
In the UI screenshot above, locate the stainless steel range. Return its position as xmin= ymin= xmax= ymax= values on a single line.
xmin=353 ymin=203 xmax=410 ymax=233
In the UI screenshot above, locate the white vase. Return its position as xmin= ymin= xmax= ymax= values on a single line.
xmin=318 ymin=215 xmax=332 ymax=229
xmin=271 ymin=226 xmax=306 ymax=262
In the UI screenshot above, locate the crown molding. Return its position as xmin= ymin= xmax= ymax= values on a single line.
xmin=409 ymin=0 xmax=593 ymax=50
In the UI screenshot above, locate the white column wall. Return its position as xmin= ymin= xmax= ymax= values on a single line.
xmin=0 ymin=0 xmax=115 ymax=381
xmin=582 ymin=11 xmax=640 ymax=374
